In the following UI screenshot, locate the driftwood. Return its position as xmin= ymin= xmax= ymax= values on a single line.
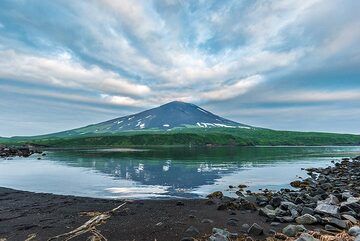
xmin=48 ymin=202 xmax=127 ymax=241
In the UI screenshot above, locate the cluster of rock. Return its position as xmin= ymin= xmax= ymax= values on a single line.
xmin=206 ymin=156 xmax=360 ymax=240
xmin=0 ymin=145 xmax=42 ymax=158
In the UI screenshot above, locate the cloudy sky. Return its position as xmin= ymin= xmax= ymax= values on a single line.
xmin=0 ymin=0 xmax=359 ymax=136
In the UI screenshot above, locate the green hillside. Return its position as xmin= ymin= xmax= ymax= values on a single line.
xmin=1 ymin=128 xmax=359 ymax=147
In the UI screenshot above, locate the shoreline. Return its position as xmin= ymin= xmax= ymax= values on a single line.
xmin=0 ymin=187 xmax=279 ymax=241
xmin=1 ymin=156 xmax=360 ymax=240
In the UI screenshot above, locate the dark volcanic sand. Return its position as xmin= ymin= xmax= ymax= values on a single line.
xmin=0 ymin=187 xmax=286 ymax=241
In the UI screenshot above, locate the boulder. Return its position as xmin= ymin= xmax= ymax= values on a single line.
xmin=326 ymin=217 xmax=348 ymax=229
xmin=315 ymin=203 xmax=339 ymax=216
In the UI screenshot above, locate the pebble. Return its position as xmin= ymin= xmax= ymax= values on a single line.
xmin=184 ymin=226 xmax=199 ymax=237
xmin=201 ymin=218 xmax=213 ymax=224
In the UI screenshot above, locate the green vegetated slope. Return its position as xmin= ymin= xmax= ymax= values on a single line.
xmin=1 ymin=128 xmax=359 ymax=147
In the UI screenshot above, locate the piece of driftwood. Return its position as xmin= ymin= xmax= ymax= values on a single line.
xmin=48 ymin=202 xmax=127 ymax=241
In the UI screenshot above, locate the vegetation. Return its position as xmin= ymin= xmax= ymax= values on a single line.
xmin=1 ymin=128 xmax=359 ymax=147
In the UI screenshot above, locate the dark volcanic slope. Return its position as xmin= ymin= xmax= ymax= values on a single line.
xmin=55 ymin=101 xmax=251 ymax=137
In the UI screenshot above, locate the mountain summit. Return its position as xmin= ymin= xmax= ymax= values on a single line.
xmin=62 ymin=101 xmax=251 ymax=136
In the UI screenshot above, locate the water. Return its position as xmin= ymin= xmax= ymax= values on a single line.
xmin=0 ymin=146 xmax=359 ymax=199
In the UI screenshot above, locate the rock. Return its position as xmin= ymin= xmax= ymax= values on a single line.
xmin=241 ymin=223 xmax=250 ymax=232
xmin=238 ymin=184 xmax=248 ymax=188
xmin=227 ymin=219 xmax=238 ymax=226
xmin=176 ymin=201 xmax=185 ymax=206
xmin=341 ymin=197 xmax=360 ymax=213
xmin=201 ymin=219 xmax=213 ymax=224
xmin=290 ymin=180 xmax=309 ymax=188
xmin=270 ymin=196 xmax=283 ymax=207
xmin=184 ymin=226 xmax=199 ymax=237
xmin=211 ymin=228 xmax=238 ymax=240
xmin=181 ymin=238 xmax=196 ymax=241
xmin=324 ymin=224 xmax=342 ymax=233
xmin=295 ymin=214 xmax=317 ymax=224
xmin=282 ymin=224 xmax=306 ymax=237
xmin=270 ymin=222 xmax=280 ymax=226
xmin=301 ymin=207 xmax=315 ymax=215
xmin=276 ymin=216 xmax=294 ymax=223
xmin=315 ymin=203 xmax=339 ymax=216
xmin=247 ymin=223 xmax=263 ymax=236
xmin=296 ymin=233 xmax=320 ymax=241
xmin=342 ymin=214 xmax=357 ymax=224
xmin=259 ymin=207 xmax=276 ymax=219
xmin=207 ymin=191 xmax=223 ymax=199
xmin=280 ymin=201 xmax=298 ymax=211
xmin=324 ymin=194 xmax=340 ymax=205
xmin=209 ymin=233 xmax=227 ymax=241
xmin=348 ymin=226 xmax=360 ymax=236
xmin=326 ymin=217 xmax=348 ymax=229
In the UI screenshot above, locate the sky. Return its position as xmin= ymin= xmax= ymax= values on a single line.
xmin=0 ymin=0 xmax=359 ymax=137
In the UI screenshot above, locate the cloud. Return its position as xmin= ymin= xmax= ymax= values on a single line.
xmin=201 ymin=75 xmax=263 ymax=101
xmin=0 ymin=50 xmax=151 ymax=96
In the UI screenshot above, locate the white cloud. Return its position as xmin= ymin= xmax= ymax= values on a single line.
xmin=0 ymin=50 xmax=151 ymax=96
xmin=201 ymin=75 xmax=263 ymax=101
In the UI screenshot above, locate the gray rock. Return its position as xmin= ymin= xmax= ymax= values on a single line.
xmin=270 ymin=222 xmax=280 ymax=226
xmin=241 ymin=223 xmax=250 ymax=232
xmin=201 ymin=219 xmax=214 ymax=224
xmin=184 ymin=226 xmax=199 ymax=237
xmin=227 ymin=219 xmax=238 ymax=226
xmin=248 ymin=223 xmax=264 ymax=236
xmin=209 ymin=233 xmax=228 ymax=241
xmin=296 ymin=233 xmax=320 ymax=241
xmin=324 ymin=194 xmax=340 ymax=205
xmin=290 ymin=209 xmax=299 ymax=218
xmin=277 ymin=216 xmax=294 ymax=223
xmin=281 ymin=201 xmax=298 ymax=211
xmin=296 ymin=214 xmax=318 ymax=224
xmin=324 ymin=224 xmax=342 ymax=233
xmin=211 ymin=228 xmax=238 ymax=240
xmin=348 ymin=226 xmax=360 ymax=236
xmin=259 ymin=207 xmax=276 ymax=219
xmin=342 ymin=214 xmax=357 ymax=224
xmin=282 ymin=224 xmax=306 ymax=237
xmin=181 ymin=237 xmax=196 ymax=241
xmin=270 ymin=196 xmax=283 ymax=207
xmin=315 ymin=203 xmax=339 ymax=216
xmin=302 ymin=207 xmax=315 ymax=215
xmin=181 ymin=238 xmax=196 ymax=241
xmin=326 ymin=217 xmax=348 ymax=229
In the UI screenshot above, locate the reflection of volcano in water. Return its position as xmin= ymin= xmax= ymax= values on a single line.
xmin=44 ymin=146 xmax=360 ymax=198
xmin=49 ymin=153 xmax=241 ymax=197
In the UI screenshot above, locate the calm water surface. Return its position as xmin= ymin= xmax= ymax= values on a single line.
xmin=0 ymin=146 xmax=359 ymax=199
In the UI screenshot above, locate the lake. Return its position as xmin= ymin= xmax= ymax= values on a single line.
xmin=0 ymin=146 xmax=359 ymax=199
